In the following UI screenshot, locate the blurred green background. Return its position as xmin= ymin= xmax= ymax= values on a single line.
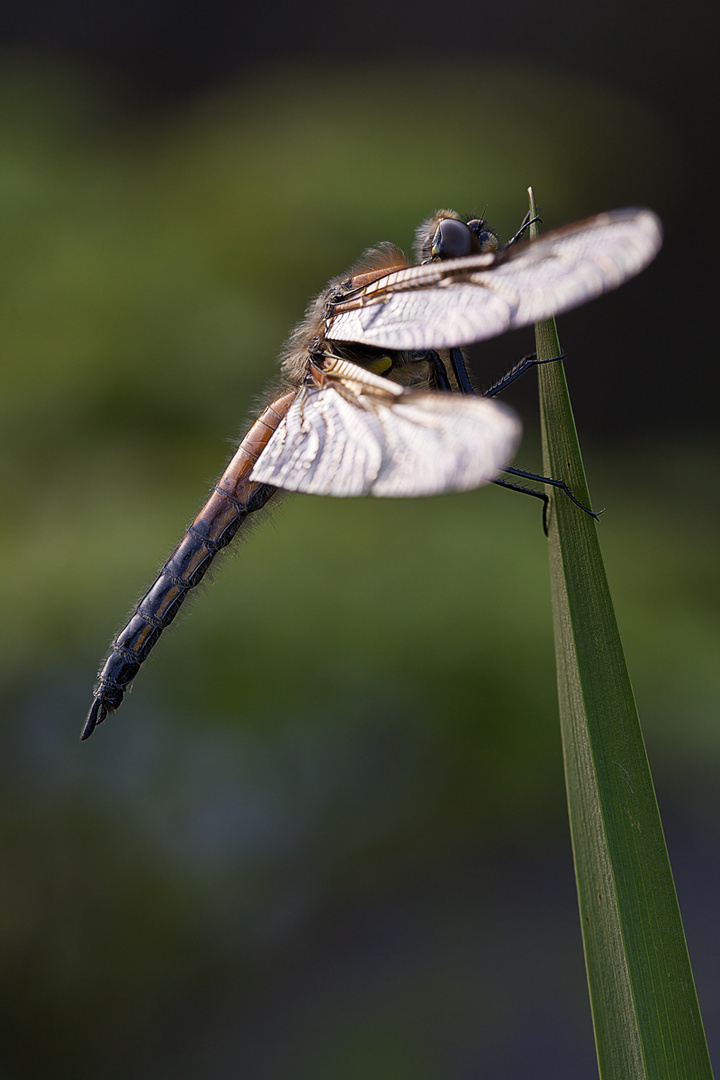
xmin=0 ymin=24 xmax=718 ymax=1080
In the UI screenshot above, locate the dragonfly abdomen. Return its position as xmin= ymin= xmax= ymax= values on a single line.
xmin=82 ymin=391 xmax=296 ymax=739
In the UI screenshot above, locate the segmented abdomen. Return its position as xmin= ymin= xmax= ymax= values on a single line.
xmin=82 ymin=391 xmax=296 ymax=739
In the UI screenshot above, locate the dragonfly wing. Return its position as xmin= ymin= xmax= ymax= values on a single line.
xmin=251 ymin=378 xmax=520 ymax=498
xmin=327 ymin=282 xmax=514 ymax=351
xmin=326 ymin=208 xmax=662 ymax=351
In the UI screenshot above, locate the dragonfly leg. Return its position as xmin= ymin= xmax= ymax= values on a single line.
xmin=503 ymin=465 xmax=602 ymax=522
xmin=481 ymin=347 xmax=597 ymax=528
xmin=425 ymin=350 xmax=453 ymax=391
xmin=449 ymin=347 xmax=476 ymax=395
xmin=502 ymin=210 xmax=541 ymax=249
xmin=483 ymin=350 xmax=565 ymax=398
xmin=492 ymin=476 xmax=552 ymax=535
xmin=452 ymin=346 xmax=564 ymax=400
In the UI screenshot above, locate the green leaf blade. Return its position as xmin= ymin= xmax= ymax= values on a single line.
xmin=529 ymin=188 xmax=713 ymax=1078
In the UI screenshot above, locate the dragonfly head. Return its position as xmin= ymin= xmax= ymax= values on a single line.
xmin=415 ymin=210 xmax=500 ymax=263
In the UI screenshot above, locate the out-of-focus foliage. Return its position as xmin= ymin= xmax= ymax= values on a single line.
xmin=0 ymin=60 xmax=717 ymax=1078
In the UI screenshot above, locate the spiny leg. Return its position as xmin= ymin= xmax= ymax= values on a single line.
xmin=483 ymin=351 xmax=565 ymax=399
xmin=448 ymin=346 xmax=476 ymax=395
xmin=448 ymin=346 xmax=565 ymax=401
xmin=448 ymin=345 xmax=598 ymax=525
xmin=502 ymin=210 xmax=541 ymax=249
xmin=425 ymin=350 xmax=453 ymax=391
xmin=504 ymin=465 xmax=602 ymax=524
xmin=492 ymin=476 xmax=552 ymax=535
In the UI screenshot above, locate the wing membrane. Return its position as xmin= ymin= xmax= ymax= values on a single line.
xmin=251 ymin=361 xmax=520 ymax=498
xmin=326 ymin=208 xmax=662 ymax=351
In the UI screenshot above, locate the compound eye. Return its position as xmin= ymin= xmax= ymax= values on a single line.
xmin=466 ymin=219 xmax=500 ymax=253
xmin=431 ymin=218 xmax=481 ymax=260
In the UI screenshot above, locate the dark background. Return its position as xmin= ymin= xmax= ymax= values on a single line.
xmin=1 ymin=1 xmax=718 ymax=1077
xmin=3 ymin=0 xmax=717 ymax=436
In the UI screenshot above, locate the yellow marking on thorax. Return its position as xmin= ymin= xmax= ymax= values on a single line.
xmin=364 ymin=355 xmax=393 ymax=376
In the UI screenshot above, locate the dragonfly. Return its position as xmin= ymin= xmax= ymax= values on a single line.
xmin=82 ymin=205 xmax=662 ymax=739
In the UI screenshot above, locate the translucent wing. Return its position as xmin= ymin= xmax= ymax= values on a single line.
xmin=326 ymin=208 xmax=662 ymax=351
xmin=250 ymin=359 xmax=520 ymax=498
